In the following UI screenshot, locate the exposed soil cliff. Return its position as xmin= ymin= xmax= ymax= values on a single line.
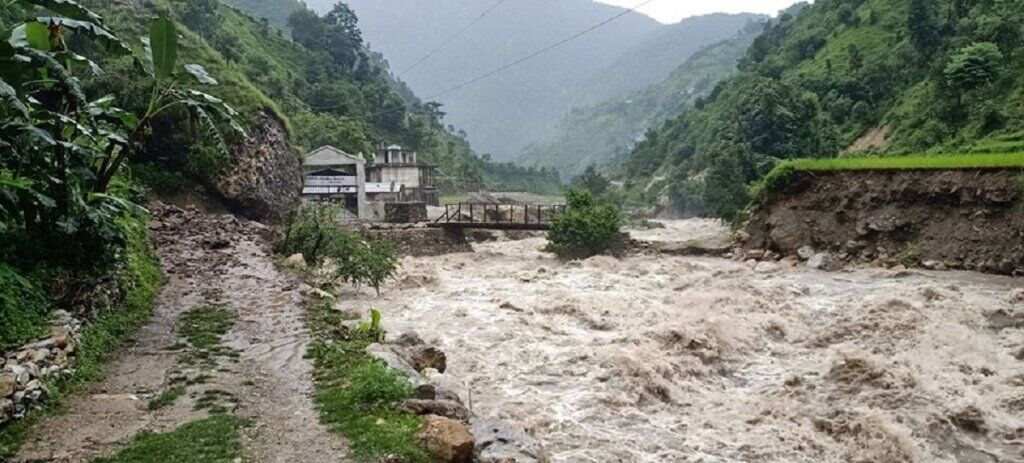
xmin=743 ymin=169 xmax=1024 ymax=275
xmin=217 ymin=111 xmax=301 ymax=222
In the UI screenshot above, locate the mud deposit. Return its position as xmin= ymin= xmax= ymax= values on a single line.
xmin=337 ymin=222 xmax=1024 ymax=462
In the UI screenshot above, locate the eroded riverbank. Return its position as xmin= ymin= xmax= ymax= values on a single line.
xmin=335 ymin=222 xmax=1024 ymax=462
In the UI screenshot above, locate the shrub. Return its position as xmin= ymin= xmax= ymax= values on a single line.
xmin=279 ymin=205 xmax=399 ymax=294
xmin=0 ymin=264 xmax=48 ymax=349
xmin=546 ymin=189 xmax=622 ymax=259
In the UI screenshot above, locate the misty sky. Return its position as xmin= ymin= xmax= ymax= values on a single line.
xmin=594 ymin=0 xmax=799 ymax=23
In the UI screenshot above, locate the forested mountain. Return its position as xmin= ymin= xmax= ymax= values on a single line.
xmin=520 ymin=19 xmax=766 ymax=178
xmin=577 ymin=13 xmax=766 ymax=106
xmin=621 ymin=0 xmax=1024 ymax=220
xmin=310 ymin=0 xmax=756 ymax=161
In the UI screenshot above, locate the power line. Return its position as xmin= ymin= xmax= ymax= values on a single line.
xmin=419 ymin=0 xmax=658 ymax=103
xmin=315 ymin=0 xmax=659 ymax=116
xmin=397 ymin=0 xmax=508 ymax=78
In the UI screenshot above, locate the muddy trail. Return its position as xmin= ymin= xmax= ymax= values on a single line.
xmin=13 ymin=206 xmax=346 ymax=462
xmin=337 ymin=222 xmax=1024 ymax=463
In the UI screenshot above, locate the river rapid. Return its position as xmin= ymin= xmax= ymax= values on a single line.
xmin=335 ymin=221 xmax=1024 ymax=462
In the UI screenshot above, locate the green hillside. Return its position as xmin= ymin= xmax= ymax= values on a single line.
xmin=519 ymin=20 xmax=765 ymax=179
xmin=622 ymin=0 xmax=1024 ymax=220
xmin=71 ymin=0 xmax=556 ymax=193
xmin=219 ymin=0 xmax=303 ymax=30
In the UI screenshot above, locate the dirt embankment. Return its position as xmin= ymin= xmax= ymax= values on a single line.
xmin=744 ymin=169 xmax=1024 ymax=275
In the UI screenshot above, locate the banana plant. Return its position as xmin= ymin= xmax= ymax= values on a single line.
xmin=0 ymin=0 xmax=242 ymax=241
xmin=92 ymin=16 xmax=244 ymax=192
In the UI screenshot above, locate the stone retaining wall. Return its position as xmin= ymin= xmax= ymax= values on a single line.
xmin=1 ymin=311 xmax=81 ymax=424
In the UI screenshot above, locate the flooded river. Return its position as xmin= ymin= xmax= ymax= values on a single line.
xmin=336 ymin=221 xmax=1024 ymax=462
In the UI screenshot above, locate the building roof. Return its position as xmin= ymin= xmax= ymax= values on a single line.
xmin=304 ymin=146 xmax=365 ymax=167
xmin=386 ymin=144 xmax=402 ymax=150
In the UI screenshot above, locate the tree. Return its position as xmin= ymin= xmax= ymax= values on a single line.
xmin=944 ymin=42 xmax=1004 ymax=93
xmin=573 ymin=165 xmax=610 ymax=197
xmin=907 ymin=0 xmax=940 ymax=56
xmin=546 ymin=189 xmax=622 ymax=259
xmin=702 ymin=150 xmax=750 ymax=223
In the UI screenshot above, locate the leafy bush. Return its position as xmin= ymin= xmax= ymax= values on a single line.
xmin=546 ymin=189 xmax=622 ymax=259
xmin=279 ymin=205 xmax=398 ymax=294
xmin=0 ymin=264 xmax=48 ymax=349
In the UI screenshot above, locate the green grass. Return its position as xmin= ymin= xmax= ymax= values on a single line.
xmin=752 ymin=153 xmax=1024 ymax=203
xmin=0 ymin=264 xmax=50 ymax=350
xmin=305 ymin=300 xmax=430 ymax=462
xmin=90 ymin=415 xmax=250 ymax=463
xmin=777 ymin=152 xmax=1024 ymax=172
xmin=147 ymin=387 xmax=186 ymax=411
xmin=179 ymin=307 xmax=235 ymax=350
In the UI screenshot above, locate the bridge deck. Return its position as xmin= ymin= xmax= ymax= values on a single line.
xmin=433 ymin=203 xmax=565 ymax=231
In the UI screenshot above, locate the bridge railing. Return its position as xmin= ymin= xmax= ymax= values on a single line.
xmin=436 ymin=203 xmax=567 ymax=226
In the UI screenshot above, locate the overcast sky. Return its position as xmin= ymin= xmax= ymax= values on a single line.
xmin=594 ymin=0 xmax=799 ymax=23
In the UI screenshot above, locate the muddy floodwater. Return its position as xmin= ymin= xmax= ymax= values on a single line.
xmin=337 ymin=221 xmax=1024 ymax=462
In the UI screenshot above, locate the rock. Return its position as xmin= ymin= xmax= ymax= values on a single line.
xmin=0 ymin=398 xmax=12 ymax=415
xmin=797 ymin=245 xmax=816 ymax=260
xmin=753 ymin=261 xmax=778 ymax=274
xmin=216 ymin=111 xmax=301 ymax=221
xmin=745 ymin=249 xmax=765 ymax=260
xmin=398 ymin=346 xmax=447 ymax=373
xmin=393 ymin=332 xmax=426 ymax=347
xmin=922 ymin=260 xmax=947 ymax=271
xmin=417 ymin=415 xmax=475 ymax=463
xmin=470 ymin=417 xmax=550 ymax=463
xmin=311 ymin=288 xmax=336 ymax=300
xmin=0 ymin=374 xmax=16 ymax=397
xmin=365 ymin=344 xmax=423 ymax=385
xmin=399 ymin=399 xmax=472 ymax=422
xmin=807 ymin=253 xmax=838 ymax=272
xmin=6 ymin=365 xmax=29 ymax=386
xmin=413 ymin=384 xmax=437 ymax=400
xmin=28 ymin=349 xmax=48 ymax=363
xmin=422 ymin=369 xmax=467 ymax=404
xmin=52 ymin=327 xmax=73 ymax=350
xmin=284 ymin=253 xmax=307 ymax=270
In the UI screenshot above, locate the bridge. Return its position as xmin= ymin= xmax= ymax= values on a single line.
xmin=429 ymin=203 xmax=566 ymax=231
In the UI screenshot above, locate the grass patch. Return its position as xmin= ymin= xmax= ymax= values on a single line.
xmin=147 ymin=387 xmax=186 ymax=411
xmin=179 ymin=307 xmax=234 ymax=350
xmin=751 ymin=153 xmax=1024 ymax=203
xmin=305 ymin=300 xmax=430 ymax=462
xmin=90 ymin=415 xmax=250 ymax=463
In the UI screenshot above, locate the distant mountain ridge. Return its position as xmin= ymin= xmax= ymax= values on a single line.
xmin=520 ymin=19 xmax=767 ymax=178
xmin=300 ymin=0 xmax=758 ymax=161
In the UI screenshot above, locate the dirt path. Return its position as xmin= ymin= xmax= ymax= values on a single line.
xmin=14 ymin=206 xmax=346 ymax=463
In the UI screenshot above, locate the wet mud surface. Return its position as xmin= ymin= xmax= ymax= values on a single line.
xmin=337 ymin=221 xmax=1024 ymax=462
xmin=14 ymin=206 xmax=345 ymax=462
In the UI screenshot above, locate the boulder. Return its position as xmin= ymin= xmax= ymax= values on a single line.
xmin=393 ymin=332 xmax=426 ymax=347
xmin=797 ymin=245 xmax=816 ymax=260
xmin=470 ymin=417 xmax=550 ymax=463
xmin=216 ymin=111 xmax=301 ymax=222
xmin=398 ymin=346 xmax=447 ymax=373
xmin=0 ymin=373 xmax=16 ymax=397
xmin=418 ymin=415 xmax=475 ymax=463
xmin=399 ymin=399 xmax=472 ymax=422
xmin=284 ymin=253 xmax=307 ymax=270
xmin=807 ymin=253 xmax=839 ymax=271
xmin=365 ymin=344 xmax=422 ymax=385
xmin=52 ymin=327 xmax=73 ymax=350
